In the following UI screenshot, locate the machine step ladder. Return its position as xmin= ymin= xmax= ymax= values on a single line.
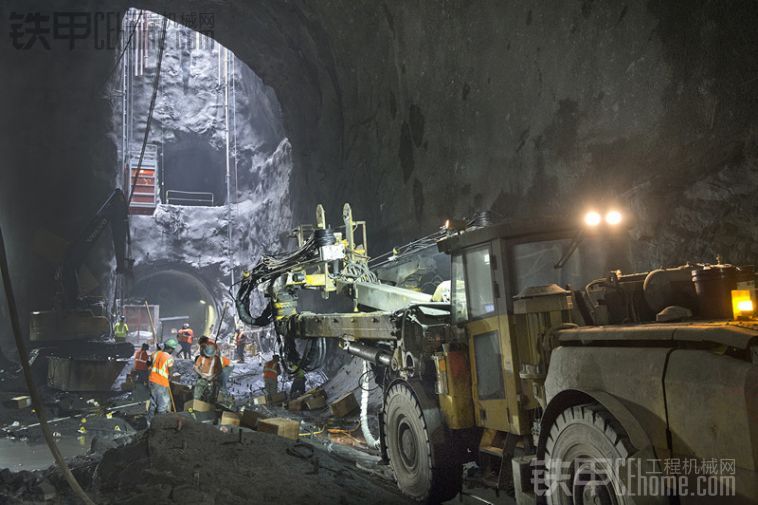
xmin=128 ymin=144 xmax=159 ymax=215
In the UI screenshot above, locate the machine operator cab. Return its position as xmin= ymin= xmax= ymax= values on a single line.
xmin=437 ymin=209 xmax=629 ymax=436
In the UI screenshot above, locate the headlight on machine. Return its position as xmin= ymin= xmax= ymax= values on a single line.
xmin=605 ymin=210 xmax=623 ymax=225
xmin=731 ymin=289 xmax=756 ymax=320
xmin=583 ymin=209 xmax=623 ymax=228
xmin=583 ymin=210 xmax=602 ymax=227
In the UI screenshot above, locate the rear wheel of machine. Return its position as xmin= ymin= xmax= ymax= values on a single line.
xmin=384 ymin=383 xmax=461 ymax=504
xmin=544 ymin=404 xmax=633 ymax=505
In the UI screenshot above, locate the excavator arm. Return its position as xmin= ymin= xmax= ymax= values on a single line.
xmin=30 ymin=189 xmax=133 ymax=343
xmin=60 ymin=188 xmax=131 ymax=309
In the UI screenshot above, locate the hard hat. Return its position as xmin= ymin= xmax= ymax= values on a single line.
xmin=202 ymin=345 xmax=216 ymax=357
xmin=164 ymin=338 xmax=178 ymax=350
xmin=119 ymin=315 xmax=125 ymax=321
xmin=182 ymin=323 xmax=190 ymax=329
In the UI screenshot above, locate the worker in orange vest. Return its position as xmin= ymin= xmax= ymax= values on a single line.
xmin=234 ymin=328 xmax=248 ymax=363
xmin=147 ymin=338 xmax=177 ymax=425
xmin=177 ymin=323 xmax=194 ymax=359
xmin=262 ymin=354 xmax=281 ymax=399
xmin=132 ymin=343 xmax=150 ymax=385
xmin=193 ymin=341 xmax=221 ymax=402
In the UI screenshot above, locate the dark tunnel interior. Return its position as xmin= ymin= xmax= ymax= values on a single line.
xmin=1 ymin=1 xmax=758 ymax=502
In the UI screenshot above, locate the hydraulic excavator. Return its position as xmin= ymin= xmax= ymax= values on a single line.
xmin=28 ymin=189 xmax=134 ymax=388
xmin=30 ymin=188 xmax=132 ymax=342
xmin=235 ymin=203 xmax=758 ymax=505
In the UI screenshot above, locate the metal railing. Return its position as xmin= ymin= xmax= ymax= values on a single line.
xmin=165 ymin=190 xmax=215 ymax=207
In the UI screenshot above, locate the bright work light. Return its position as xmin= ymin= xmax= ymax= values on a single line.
xmin=605 ymin=210 xmax=623 ymax=225
xmin=584 ymin=211 xmax=602 ymax=227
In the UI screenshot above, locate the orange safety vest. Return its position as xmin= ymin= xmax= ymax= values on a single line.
xmin=263 ymin=360 xmax=279 ymax=380
xmin=221 ymin=356 xmax=231 ymax=368
xmin=133 ymin=349 xmax=150 ymax=372
xmin=178 ymin=328 xmax=194 ymax=344
xmin=149 ymin=351 xmax=174 ymax=387
xmin=196 ymin=355 xmax=219 ymax=377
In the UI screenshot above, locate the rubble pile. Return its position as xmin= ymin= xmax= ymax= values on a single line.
xmin=4 ymin=414 xmax=411 ymax=505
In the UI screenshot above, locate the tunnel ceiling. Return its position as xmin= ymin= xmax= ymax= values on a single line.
xmin=3 ymin=0 xmax=758 ymax=353
xmin=131 ymin=0 xmax=758 ymax=265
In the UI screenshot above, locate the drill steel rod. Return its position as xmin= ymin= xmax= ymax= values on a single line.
xmin=0 ymin=227 xmax=97 ymax=505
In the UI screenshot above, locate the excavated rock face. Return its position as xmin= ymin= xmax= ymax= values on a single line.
xmin=123 ymin=19 xmax=292 ymax=328
xmin=3 ymin=1 xmax=758 ymax=353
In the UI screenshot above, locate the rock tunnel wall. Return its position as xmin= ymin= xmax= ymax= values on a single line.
xmin=122 ymin=18 xmax=292 ymax=331
xmin=3 ymin=0 xmax=758 ymax=357
xmin=121 ymin=0 xmax=758 ymax=268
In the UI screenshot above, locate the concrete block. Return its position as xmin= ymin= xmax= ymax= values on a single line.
xmin=220 ymin=411 xmax=240 ymax=426
xmin=304 ymin=394 xmax=327 ymax=410
xmin=240 ymin=409 xmax=268 ymax=429
xmin=289 ymin=388 xmax=327 ymax=411
xmin=184 ymin=399 xmax=213 ymax=412
xmin=257 ymin=417 xmax=301 ymax=440
xmin=329 ymin=391 xmax=358 ymax=417
xmin=6 ymin=396 xmax=32 ymax=409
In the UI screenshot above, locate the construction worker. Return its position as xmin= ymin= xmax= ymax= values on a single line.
xmin=289 ymin=364 xmax=306 ymax=399
xmin=196 ymin=335 xmax=210 ymax=358
xmin=217 ymin=354 xmax=235 ymax=408
xmin=177 ymin=323 xmax=194 ymax=359
xmin=113 ymin=315 xmax=129 ymax=343
xmin=147 ymin=338 xmax=177 ymax=425
xmin=193 ymin=341 xmax=221 ymax=402
xmin=133 ymin=343 xmax=150 ymax=385
xmin=234 ymin=327 xmax=248 ymax=363
xmin=262 ymin=354 xmax=281 ymax=399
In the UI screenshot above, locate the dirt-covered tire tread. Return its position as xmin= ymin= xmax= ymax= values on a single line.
xmin=383 ymin=383 xmax=461 ymax=504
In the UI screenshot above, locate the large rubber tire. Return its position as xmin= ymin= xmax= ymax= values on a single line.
xmin=384 ymin=383 xmax=461 ymax=504
xmin=544 ymin=404 xmax=634 ymax=505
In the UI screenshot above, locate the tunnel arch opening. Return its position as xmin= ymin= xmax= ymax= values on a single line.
xmin=130 ymin=268 xmax=219 ymax=338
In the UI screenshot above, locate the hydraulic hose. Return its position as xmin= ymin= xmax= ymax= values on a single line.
xmin=0 ymin=228 xmax=97 ymax=505
xmin=359 ymin=360 xmax=381 ymax=450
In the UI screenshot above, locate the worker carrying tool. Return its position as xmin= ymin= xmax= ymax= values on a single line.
xmin=289 ymin=364 xmax=306 ymax=399
xmin=193 ymin=341 xmax=221 ymax=402
xmin=113 ymin=315 xmax=129 ymax=343
xmin=132 ymin=343 xmax=150 ymax=385
xmin=234 ymin=327 xmax=247 ymax=363
xmin=177 ymin=323 xmax=194 ymax=359
xmin=147 ymin=338 xmax=177 ymax=425
xmin=262 ymin=354 xmax=281 ymax=399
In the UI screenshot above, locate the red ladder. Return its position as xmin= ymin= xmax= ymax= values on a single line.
xmin=128 ymin=145 xmax=159 ymax=215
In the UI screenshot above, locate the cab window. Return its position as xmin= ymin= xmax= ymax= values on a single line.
xmin=464 ymin=245 xmax=496 ymax=319
xmin=451 ymin=254 xmax=468 ymax=321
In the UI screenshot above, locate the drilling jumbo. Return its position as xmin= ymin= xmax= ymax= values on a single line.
xmin=235 ymin=204 xmax=758 ymax=505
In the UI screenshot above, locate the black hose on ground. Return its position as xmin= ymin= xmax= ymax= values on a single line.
xmin=0 ymin=227 xmax=97 ymax=505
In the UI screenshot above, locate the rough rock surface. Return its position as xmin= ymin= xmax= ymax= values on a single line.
xmin=124 ymin=19 xmax=293 ymax=324
xmin=91 ymin=414 xmax=410 ymax=505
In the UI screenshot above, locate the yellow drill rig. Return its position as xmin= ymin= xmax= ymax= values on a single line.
xmin=235 ymin=204 xmax=758 ymax=505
